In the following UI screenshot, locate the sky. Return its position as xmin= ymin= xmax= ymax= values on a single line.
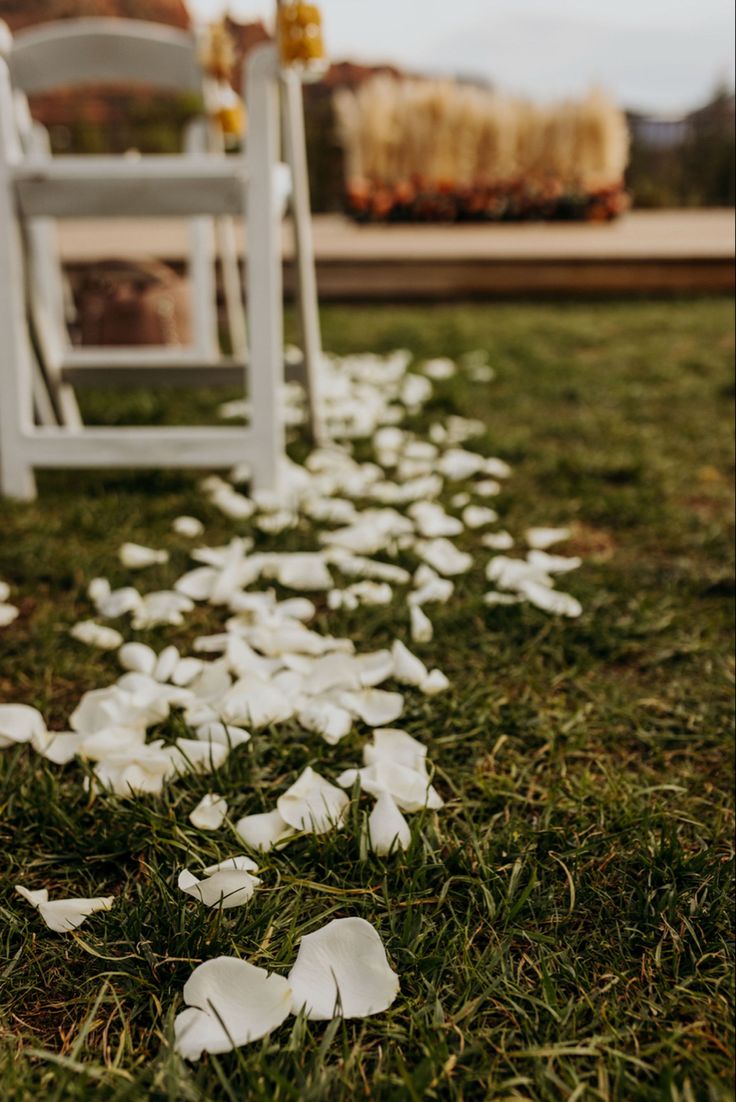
xmin=187 ymin=0 xmax=735 ymax=114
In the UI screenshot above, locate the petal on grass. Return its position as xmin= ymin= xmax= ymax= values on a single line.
xmin=288 ymin=917 xmax=399 ymax=1020
xmin=391 ymin=640 xmax=428 ymax=687
xmin=119 ymin=543 xmax=169 ymax=569
xmin=178 ymin=857 xmax=260 ymax=909
xmin=368 ymin=792 xmax=412 ymax=856
xmin=520 ymin=581 xmax=583 ymax=619
xmin=16 ymin=885 xmax=113 ymax=932
xmin=0 ymin=604 xmax=19 ymax=627
xmin=410 ymin=605 xmax=433 ymax=644
xmin=189 ymin=793 xmax=228 ymax=831
xmin=0 ymin=704 xmax=47 ymax=749
xmin=340 ymin=689 xmax=403 ymax=728
xmin=174 ymin=957 xmax=292 ymax=1060
xmin=277 ymin=767 xmax=349 ymax=834
xmin=173 ymin=516 xmax=205 ymax=538
xmin=525 ymin=527 xmax=572 ymax=551
xmin=235 ymin=808 xmax=296 ymax=852
xmin=70 ymin=621 xmax=124 ymax=651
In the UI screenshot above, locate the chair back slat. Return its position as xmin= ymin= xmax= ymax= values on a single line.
xmin=8 ymin=18 xmax=202 ymax=96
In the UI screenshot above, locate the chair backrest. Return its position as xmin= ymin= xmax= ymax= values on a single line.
xmin=7 ymin=18 xmax=203 ymax=96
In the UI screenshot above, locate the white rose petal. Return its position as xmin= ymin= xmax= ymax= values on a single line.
xmin=421 ymin=357 xmax=456 ymax=380
xmin=410 ymin=605 xmax=433 ymax=643
xmin=36 ymin=731 xmax=84 ymax=765
xmin=481 ymin=531 xmax=515 ymax=552
xmin=189 ymin=793 xmax=228 ymax=831
xmin=298 ymin=700 xmax=354 ymax=745
xmin=368 ymin=791 xmax=412 ymax=856
xmin=118 ymin=642 xmax=157 ymax=676
xmin=178 ymin=856 xmax=260 ymax=908
xmin=154 ymin=645 xmax=181 ymax=683
xmin=473 ymin=479 xmax=502 ymax=497
xmin=339 ymin=761 xmax=443 ymax=813
xmin=119 ymin=543 xmax=169 ymax=570
xmin=520 ymin=581 xmax=583 ymax=619
xmin=415 ymin=539 xmax=473 ymax=577
xmin=131 ymin=591 xmax=193 ymax=629
xmin=174 ymin=957 xmax=292 ymax=1061
xmin=525 ymin=527 xmax=572 ymax=551
xmin=288 ymin=917 xmax=399 ymax=1020
xmin=195 ymin=722 xmax=251 ymax=749
xmin=70 ymin=621 xmax=124 ymax=651
xmin=92 ymin=741 xmax=176 ymax=796
xmin=340 ymin=689 xmax=403 ymax=728
xmin=16 ymin=884 xmax=113 ymax=933
xmin=462 ymin=506 xmax=498 ymax=530
xmin=0 ymin=604 xmax=19 ymax=627
xmin=96 ymin=586 xmax=143 ymax=619
xmin=235 ymin=808 xmax=296 ymax=852
xmin=484 ymin=592 xmax=524 ymax=607
xmin=0 ymin=703 xmax=47 ymax=749
xmin=420 ymin=669 xmax=450 ymax=696
xmin=364 ymin=729 xmax=428 ymax=773
xmin=527 ymin=550 xmax=583 ymax=575
xmin=173 ymin=516 xmax=205 ymax=538
xmin=277 ymin=767 xmax=349 ymax=834
xmin=391 ymin=640 xmax=428 ymax=687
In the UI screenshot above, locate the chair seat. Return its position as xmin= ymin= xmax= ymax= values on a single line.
xmin=14 ymin=155 xmax=247 ymax=218
xmin=60 ymin=350 xmax=307 ymax=388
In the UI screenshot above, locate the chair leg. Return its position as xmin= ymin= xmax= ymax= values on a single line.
xmin=246 ymin=45 xmax=285 ymax=493
xmin=281 ymin=70 xmax=327 ymax=447
xmin=0 ymin=78 xmax=36 ymax=499
xmin=0 ymin=211 xmax=37 ymax=499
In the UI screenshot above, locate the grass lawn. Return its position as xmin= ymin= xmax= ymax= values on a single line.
xmin=0 ymin=297 xmax=733 ymax=1101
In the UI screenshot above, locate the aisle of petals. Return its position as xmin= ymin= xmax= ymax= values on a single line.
xmin=1 ymin=349 xmax=585 ymax=1061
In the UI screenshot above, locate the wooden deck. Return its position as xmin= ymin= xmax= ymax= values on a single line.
xmin=58 ymin=209 xmax=735 ymax=299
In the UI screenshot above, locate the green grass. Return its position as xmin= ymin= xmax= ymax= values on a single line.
xmin=0 ymin=297 xmax=734 ymax=1101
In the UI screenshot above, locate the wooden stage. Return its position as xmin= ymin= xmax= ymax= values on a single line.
xmin=58 ymin=209 xmax=735 ymax=300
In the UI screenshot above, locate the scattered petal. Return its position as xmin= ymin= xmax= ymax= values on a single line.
xmin=410 ymin=605 xmax=433 ymax=643
xmin=0 ymin=603 xmax=19 ymax=627
xmin=235 ymin=808 xmax=296 ymax=852
xmin=277 ymin=766 xmax=349 ymax=834
xmin=525 ymin=527 xmax=572 ymax=551
xmin=462 ymin=505 xmax=498 ymax=529
xmin=70 ymin=620 xmax=124 ymax=651
xmin=119 ymin=542 xmax=169 ymax=569
xmin=481 ymin=531 xmax=514 ymax=551
xmin=189 ymin=793 xmax=228 ymax=830
xmin=391 ymin=640 xmax=428 ymax=687
xmin=16 ymin=884 xmax=113 ymax=932
xmin=340 ymin=688 xmax=403 ymax=728
xmin=288 ymin=917 xmax=399 ymax=1020
xmin=339 ymin=760 xmax=443 ymax=813
xmin=178 ymin=856 xmax=260 ymax=908
xmin=173 ymin=516 xmax=205 ymax=538
xmin=118 ymin=642 xmax=157 ymax=676
xmin=368 ymin=791 xmax=412 ymax=855
xmin=0 ymin=704 xmax=47 ymax=749
xmin=520 ymin=581 xmax=583 ymax=619
xmin=174 ymin=957 xmax=292 ymax=1060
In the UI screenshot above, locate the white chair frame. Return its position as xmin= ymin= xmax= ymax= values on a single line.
xmin=0 ymin=19 xmax=325 ymax=499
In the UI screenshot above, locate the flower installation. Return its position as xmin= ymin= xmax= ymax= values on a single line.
xmin=3 ymin=349 xmax=585 ymax=1058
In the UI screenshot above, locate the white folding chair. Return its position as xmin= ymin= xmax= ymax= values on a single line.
xmin=0 ymin=19 xmax=324 ymax=499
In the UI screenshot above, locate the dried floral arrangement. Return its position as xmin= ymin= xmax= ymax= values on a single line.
xmin=334 ymin=76 xmax=630 ymax=222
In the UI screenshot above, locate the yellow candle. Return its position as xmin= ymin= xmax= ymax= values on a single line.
xmin=277 ymin=2 xmax=327 ymax=73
